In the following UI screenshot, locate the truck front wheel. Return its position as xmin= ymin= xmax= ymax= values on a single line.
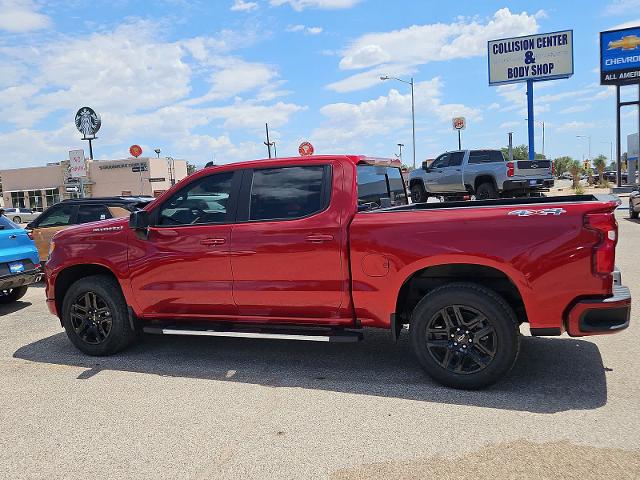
xmin=61 ymin=275 xmax=137 ymax=356
xmin=411 ymin=183 xmax=428 ymax=203
xmin=409 ymin=283 xmax=520 ymax=389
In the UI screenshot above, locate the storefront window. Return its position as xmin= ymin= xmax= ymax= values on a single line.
xmin=27 ymin=190 xmax=44 ymax=211
xmin=45 ymin=188 xmax=61 ymax=207
xmin=11 ymin=191 xmax=25 ymax=209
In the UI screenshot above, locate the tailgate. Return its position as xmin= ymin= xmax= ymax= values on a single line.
xmin=515 ymin=160 xmax=552 ymax=177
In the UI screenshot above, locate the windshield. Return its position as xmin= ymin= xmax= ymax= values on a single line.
xmin=357 ymin=165 xmax=408 ymax=210
xmin=0 ymin=216 xmax=19 ymax=230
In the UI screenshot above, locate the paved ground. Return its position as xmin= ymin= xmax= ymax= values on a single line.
xmin=1 ymin=211 xmax=639 ymax=479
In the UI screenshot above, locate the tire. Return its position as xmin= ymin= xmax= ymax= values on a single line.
xmin=61 ymin=275 xmax=137 ymax=356
xmin=411 ymin=183 xmax=428 ymax=203
xmin=475 ymin=182 xmax=498 ymax=200
xmin=0 ymin=286 xmax=28 ymax=304
xmin=12 ymin=216 xmax=21 ymax=224
xmin=631 ymin=205 xmax=639 ymax=219
xmin=409 ymin=282 xmax=520 ymax=390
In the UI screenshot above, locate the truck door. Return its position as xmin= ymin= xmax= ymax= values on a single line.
xmin=127 ymin=171 xmax=241 ymax=318
xmin=229 ymin=162 xmax=351 ymax=323
xmin=439 ymin=151 xmax=466 ymax=192
xmin=424 ymin=154 xmax=450 ymax=193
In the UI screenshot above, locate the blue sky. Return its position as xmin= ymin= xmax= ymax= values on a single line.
xmin=1 ymin=0 xmax=639 ymax=168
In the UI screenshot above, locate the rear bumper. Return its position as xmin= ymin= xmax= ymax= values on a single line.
xmin=503 ymin=178 xmax=555 ymax=191
xmin=0 ymin=268 xmax=42 ymax=290
xmin=566 ymin=285 xmax=631 ymax=337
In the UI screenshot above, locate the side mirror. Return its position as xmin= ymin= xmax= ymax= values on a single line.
xmin=129 ymin=210 xmax=150 ymax=230
xmin=422 ymin=161 xmax=430 ymax=171
xmin=26 ymin=222 xmax=33 ymax=230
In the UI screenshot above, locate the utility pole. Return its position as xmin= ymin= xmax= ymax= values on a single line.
xmin=264 ymin=123 xmax=272 ymax=159
xmin=508 ymin=132 xmax=513 ymax=162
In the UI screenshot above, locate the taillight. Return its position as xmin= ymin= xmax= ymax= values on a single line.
xmin=507 ymin=161 xmax=515 ymax=177
xmin=585 ymin=213 xmax=617 ymax=275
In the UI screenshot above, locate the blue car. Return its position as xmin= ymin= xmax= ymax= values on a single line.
xmin=0 ymin=215 xmax=41 ymax=304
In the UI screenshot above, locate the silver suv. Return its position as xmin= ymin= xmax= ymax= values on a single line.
xmin=408 ymin=150 xmax=554 ymax=202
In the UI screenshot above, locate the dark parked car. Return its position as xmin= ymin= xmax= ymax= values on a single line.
xmin=630 ymin=190 xmax=639 ymax=219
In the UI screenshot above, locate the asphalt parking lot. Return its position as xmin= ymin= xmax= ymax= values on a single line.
xmin=1 ymin=211 xmax=639 ymax=479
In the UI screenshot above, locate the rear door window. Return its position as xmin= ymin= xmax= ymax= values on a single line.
xmin=249 ymin=166 xmax=327 ymax=221
xmin=37 ymin=204 xmax=76 ymax=228
xmin=76 ymin=204 xmax=112 ymax=224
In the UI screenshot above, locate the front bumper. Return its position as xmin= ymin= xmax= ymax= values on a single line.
xmin=566 ymin=284 xmax=631 ymax=337
xmin=0 ymin=268 xmax=43 ymax=291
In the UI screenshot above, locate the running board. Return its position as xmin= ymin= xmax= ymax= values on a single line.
xmin=143 ymin=325 xmax=363 ymax=343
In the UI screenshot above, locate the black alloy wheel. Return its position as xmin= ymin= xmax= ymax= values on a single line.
xmin=424 ymin=305 xmax=497 ymax=375
xmin=70 ymin=291 xmax=113 ymax=345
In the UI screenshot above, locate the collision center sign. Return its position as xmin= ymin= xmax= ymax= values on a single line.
xmin=600 ymin=26 xmax=640 ymax=85
xmin=488 ymin=30 xmax=573 ymax=85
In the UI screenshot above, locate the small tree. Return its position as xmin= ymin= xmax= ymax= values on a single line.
xmin=186 ymin=162 xmax=197 ymax=175
xmin=593 ymin=154 xmax=607 ymax=185
xmin=568 ymin=159 xmax=584 ymax=189
xmin=553 ymin=156 xmax=573 ymax=177
xmin=501 ymin=144 xmax=545 ymax=161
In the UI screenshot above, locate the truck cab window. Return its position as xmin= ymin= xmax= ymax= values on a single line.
xmin=449 ymin=152 xmax=465 ymax=167
xmin=431 ymin=154 xmax=450 ymax=169
xmin=249 ymin=166 xmax=326 ymax=221
xmin=158 ymin=172 xmax=234 ymax=225
xmin=357 ymin=165 xmax=408 ymax=209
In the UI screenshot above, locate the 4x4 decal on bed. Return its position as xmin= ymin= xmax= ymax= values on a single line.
xmin=508 ymin=208 xmax=567 ymax=217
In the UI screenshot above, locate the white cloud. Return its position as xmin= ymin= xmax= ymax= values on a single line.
xmin=0 ymin=19 xmax=304 ymax=167
xmin=499 ymin=121 xmax=521 ymax=129
xmin=556 ymin=121 xmax=597 ymax=132
xmin=330 ymin=8 xmax=541 ymax=92
xmin=270 ymin=0 xmax=360 ymax=11
xmin=0 ymin=0 xmax=51 ymax=32
xmin=605 ymin=0 xmax=640 ymax=15
xmin=559 ymin=104 xmax=592 ymax=114
xmin=312 ymin=77 xmax=481 ymax=152
xmin=286 ymin=24 xmax=323 ymax=34
xmin=231 ymin=0 xmax=258 ymax=12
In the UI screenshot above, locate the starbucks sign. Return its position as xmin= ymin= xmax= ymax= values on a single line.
xmin=75 ymin=106 xmax=101 ymax=138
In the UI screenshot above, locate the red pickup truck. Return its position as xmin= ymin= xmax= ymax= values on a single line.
xmin=45 ymin=155 xmax=631 ymax=389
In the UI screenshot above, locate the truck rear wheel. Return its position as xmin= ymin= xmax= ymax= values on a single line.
xmin=475 ymin=182 xmax=498 ymax=200
xmin=409 ymin=283 xmax=520 ymax=389
xmin=0 ymin=286 xmax=28 ymax=304
xmin=61 ymin=275 xmax=137 ymax=356
xmin=411 ymin=183 xmax=428 ymax=203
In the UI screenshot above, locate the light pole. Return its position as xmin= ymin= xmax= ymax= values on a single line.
xmin=525 ymin=118 xmax=545 ymax=157
xmin=154 ymin=148 xmax=161 ymax=158
xmin=577 ymin=135 xmax=591 ymax=163
xmin=601 ymin=141 xmax=613 ymax=164
xmin=396 ymin=143 xmax=404 ymax=162
xmin=381 ymin=75 xmax=416 ymax=169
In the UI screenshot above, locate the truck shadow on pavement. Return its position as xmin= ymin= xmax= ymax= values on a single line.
xmin=13 ymin=329 xmax=607 ymax=414
xmin=0 ymin=301 xmax=32 ymax=316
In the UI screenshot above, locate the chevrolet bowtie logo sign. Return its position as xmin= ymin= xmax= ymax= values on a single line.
xmin=608 ymin=35 xmax=640 ymax=51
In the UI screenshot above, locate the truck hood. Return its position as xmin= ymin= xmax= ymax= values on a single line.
xmin=53 ymin=216 xmax=129 ymax=242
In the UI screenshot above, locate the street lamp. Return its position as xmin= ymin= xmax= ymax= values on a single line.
xmin=381 ymin=75 xmax=416 ymax=169
xmin=525 ymin=118 xmax=545 ymax=157
xmin=600 ymin=141 xmax=613 ymax=163
xmin=577 ymin=135 xmax=592 ymax=164
xmin=154 ymin=148 xmax=161 ymax=158
xmin=396 ymin=143 xmax=404 ymax=162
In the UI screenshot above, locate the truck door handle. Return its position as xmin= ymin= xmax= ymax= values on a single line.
xmin=306 ymin=234 xmax=334 ymax=243
xmin=455 ymin=169 xmax=461 ymax=172
xmin=201 ymin=238 xmax=226 ymax=246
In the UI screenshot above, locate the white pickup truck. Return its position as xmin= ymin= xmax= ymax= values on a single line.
xmin=409 ymin=149 xmax=554 ymax=202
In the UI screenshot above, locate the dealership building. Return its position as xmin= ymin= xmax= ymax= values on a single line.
xmin=0 ymin=157 xmax=188 ymax=210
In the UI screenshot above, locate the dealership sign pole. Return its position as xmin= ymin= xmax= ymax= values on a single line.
xmin=600 ymin=26 xmax=640 ymax=188
xmin=488 ymin=31 xmax=574 ymax=160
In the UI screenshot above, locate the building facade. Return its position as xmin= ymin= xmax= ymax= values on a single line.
xmin=0 ymin=157 xmax=188 ymax=210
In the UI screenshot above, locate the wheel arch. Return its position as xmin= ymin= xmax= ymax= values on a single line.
xmin=54 ymin=264 xmax=123 ymax=321
xmin=393 ymin=262 xmax=528 ymax=332
xmin=473 ymin=175 xmax=498 ymax=192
